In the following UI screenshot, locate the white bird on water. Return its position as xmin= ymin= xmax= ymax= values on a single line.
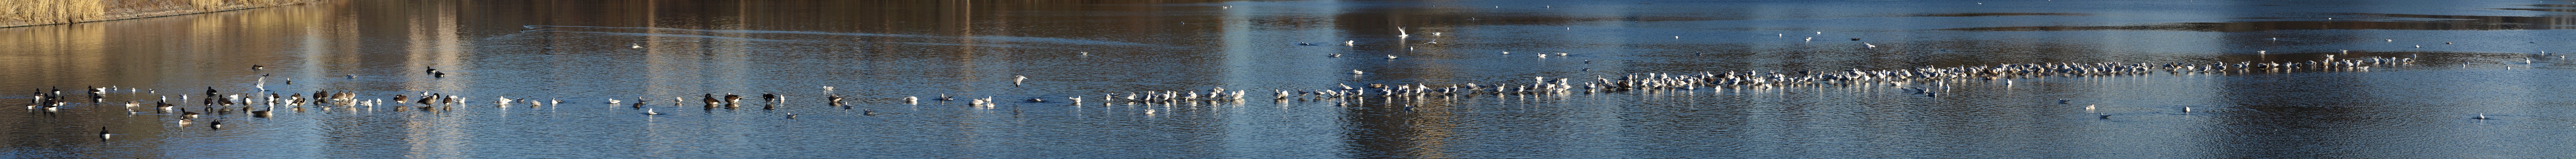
xmin=1386 ymin=55 xmax=1399 ymax=59
xmin=631 ymin=43 xmax=642 ymax=48
xmin=2258 ymin=51 xmax=2267 ymax=54
xmin=606 ymin=98 xmax=621 ymax=104
xmin=645 ymin=108 xmax=663 ymax=115
xmin=1344 ymin=40 xmax=1355 ymax=46
xmin=1863 ymin=43 xmax=1877 ymax=48
xmin=1501 ymin=51 xmax=1511 ymax=54
xmin=1351 ymin=70 xmax=1366 ymax=74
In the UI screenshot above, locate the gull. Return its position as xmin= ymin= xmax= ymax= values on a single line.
xmin=631 ymin=43 xmax=642 ymax=48
xmin=1386 ymin=55 xmax=1399 ymax=59
xmin=1864 ymin=43 xmax=1876 ymax=48
xmin=1344 ymin=40 xmax=1355 ymax=46
xmin=1351 ymin=70 xmax=1366 ymax=74
xmin=1396 ymin=25 xmax=1411 ymax=38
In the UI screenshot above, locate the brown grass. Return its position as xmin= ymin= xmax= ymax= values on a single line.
xmin=0 ymin=0 xmax=322 ymax=28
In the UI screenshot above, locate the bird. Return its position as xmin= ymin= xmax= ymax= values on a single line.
xmin=1385 ymin=55 xmax=1398 ymax=59
xmin=1396 ymin=25 xmax=1411 ymax=38
xmin=2184 ymin=107 xmax=2193 ymax=112
xmin=1863 ymin=43 xmax=1876 ymax=48
xmin=1027 ymin=98 xmax=1045 ymax=102
xmin=98 ymin=127 xmax=112 ymax=140
xmin=1015 ymin=75 xmax=1028 ymax=86
xmin=631 ymin=43 xmax=642 ymax=48
xmin=607 ymin=98 xmax=621 ymax=104
xmin=863 ymin=110 xmax=879 ymax=116
xmin=785 ymin=113 xmax=797 ymax=119
xmin=822 ymin=86 xmax=834 ymax=91
xmin=2473 ymin=114 xmax=2490 ymax=120
xmin=2085 ymin=105 xmax=2095 ymax=110
xmin=1330 ymin=53 xmax=1343 ymax=57
xmin=209 ymin=120 xmax=225 ymax=130
xmin=1344 ymin=40 xmax=1355 ymax=46
xmin=645 ymin=108 xmax=663 ymax=115
xmin=2258 ymin=51 xmax=2266 ymax=54
xmin=1351 ymin=70 xmax=1366 ymax=74
xmin=1538 ymin=54 xmax=1550 ymax=58
xmin=251 ymin=65 xmax=265 ymax=70
xmin=2058 ymin=99 xmax=2070 ymax=104
xmin=1501 ymin=51 xmax=1511 ymax=54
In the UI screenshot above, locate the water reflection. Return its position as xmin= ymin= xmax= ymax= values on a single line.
xmin=6 ymin=0 xmax=2576 ymax=158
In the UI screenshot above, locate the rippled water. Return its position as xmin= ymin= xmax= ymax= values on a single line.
xmin=7 ymin=0 xmax=2576 ymax=158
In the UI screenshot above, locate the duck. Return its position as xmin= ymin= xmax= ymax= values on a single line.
xmin=645 ymin=108 xmax=663 ymax=115
xmin=1351 ymin=70 xmax=1366 ymax=74
xmin=98 ymin=127 xmax=112 ymax=140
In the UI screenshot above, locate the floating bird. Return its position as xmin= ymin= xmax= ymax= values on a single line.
xmin=1501 ymin=51 xmax=1511 ymax=54
xmin=631 ymin=43 xmax=642 ymax=48
xmin=1863 ymin=43 xmax=1876 ymax=48
xmin=607 ymin=98 xmax=621 ymax=104
xmin=2058 ymin=99 xmax=2070 ymax=104
xmin=1386 ymin=55 xmax=1399 ymax=59
xmin=645 ymin=108 xmax=663 ymax=115
xmin=2474 ymin=114 xmax=2490 ymax=120
xmin=251 ymin=65 xmax=265 ymax=70
xmin=1344 ymin=40 xmax=1355 ymax=46
xmin=1351 ymin=70 xmax=1366 ymax=74
xmin=98 ymin=127 xmax=112 ymax=140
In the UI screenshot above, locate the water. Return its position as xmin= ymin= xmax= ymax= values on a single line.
xmin=6 ymin=0 xmax=2576 ymax=158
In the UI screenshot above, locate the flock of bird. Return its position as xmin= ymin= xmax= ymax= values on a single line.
xmin=43 ymin=21 xmax=2572 ymax=142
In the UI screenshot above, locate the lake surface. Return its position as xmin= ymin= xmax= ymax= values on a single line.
xmin=7 ymin=0 xmax=2576 ymax=158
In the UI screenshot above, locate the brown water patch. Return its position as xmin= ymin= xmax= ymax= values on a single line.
xmin=1906 ymin=13 xmax=2089 ymax=17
